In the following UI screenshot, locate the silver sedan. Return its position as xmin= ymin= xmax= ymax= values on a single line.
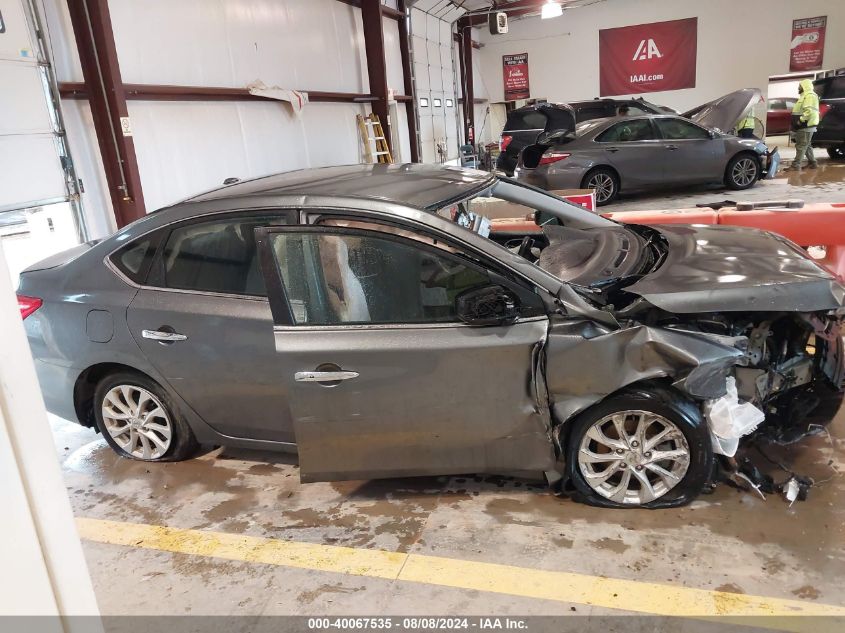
xmin=515 ymin=114 xmax=772 ymax=205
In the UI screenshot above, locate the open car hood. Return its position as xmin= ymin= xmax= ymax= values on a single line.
xmin=682 ymin=88 xmax=762 ymax=133
xmin=625 ymin=224 xmax=845 ymax=313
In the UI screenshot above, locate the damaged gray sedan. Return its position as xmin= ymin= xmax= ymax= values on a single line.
xmin=19 ymin=165 xmax=845 ymax=508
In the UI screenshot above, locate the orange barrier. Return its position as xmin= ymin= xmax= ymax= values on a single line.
xmin=489 ymin=203 xmax=845 ymax=281
xmin=602 ymin=208 xmax=718 ymax=225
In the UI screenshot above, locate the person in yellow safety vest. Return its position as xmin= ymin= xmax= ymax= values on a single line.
xmin=737 ymin=109 xmax=756 ymax=138
xmin=787 ymin=78 xmax=820 ymax=170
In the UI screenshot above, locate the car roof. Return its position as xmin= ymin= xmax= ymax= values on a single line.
xmin=185 ymin=163 xmax=496 ymax=211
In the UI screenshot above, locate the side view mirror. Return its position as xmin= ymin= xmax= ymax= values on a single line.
xmin=455 ymin=284 xmax=520 ymax=326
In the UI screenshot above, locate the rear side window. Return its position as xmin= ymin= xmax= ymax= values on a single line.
xmin=110 ymin=235 xmax=159 ymax=284
xmin=815 ymin=78 xmax=845 ymax=100
xmin=575 ymin=105 xmax=613 ymax=122
xmin=596 ymin=119 xmax=655 ymax=142
xmin=157 ymin=214 xmax=288 ymax=296
xmin=505 ymin=110 xmax=547 ymax=131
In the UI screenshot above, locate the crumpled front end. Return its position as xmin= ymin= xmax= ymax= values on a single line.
xmin=544 ymin=318 xmax=746 ymax=427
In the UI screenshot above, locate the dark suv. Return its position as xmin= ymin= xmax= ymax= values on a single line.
xmin=496 ymin=98 xmax=669 ymax=175
xmin=813 ymin=75 xmax=845 ymax=160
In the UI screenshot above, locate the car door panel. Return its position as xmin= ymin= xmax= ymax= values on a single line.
xmin=126 ymin=211 xmax=297 ymax=443
xmin=275 ymin=322 xmax=553 ymax=482
xmin=127 ymin=292 xmax=294 ymax=443
xmin=653 ymin=118 xmax=721 ymax=183
xmin=256 ymin=224 xmax=555 ymax=482
xmin=595 ymin=119 xmax=663 ymax=187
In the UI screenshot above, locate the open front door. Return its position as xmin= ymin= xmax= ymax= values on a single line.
xmin=256 ymin=224 xmax=555 ymax=482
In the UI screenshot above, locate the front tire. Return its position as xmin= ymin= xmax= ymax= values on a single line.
xmin=94 ymin=372 xmax=198 ymax=461
xmin=828 ymin=147 xmax=845 ymax=161
xmin=565 ymin=385 xmax=712 ymax=508
xmin=582 ymin=167 xmax=619 ymax=206
xmin=725 ymin=153 xmax=761 ymax=190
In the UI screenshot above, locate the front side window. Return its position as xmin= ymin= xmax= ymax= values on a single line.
xmin=159 ymin=215 xmax=285 ymax=296
xmin=270 ymin=230 xmax=491 ymax=325
xmin=596 ymin=119 xmax=655 ymax=142
xmin=655 ymin=118 xmax=710 ymax=140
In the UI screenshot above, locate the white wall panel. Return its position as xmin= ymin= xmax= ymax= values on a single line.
xmin=127 ymin=101 xmax=367 ymax=211
xmin=40 ymin=0 xmax=409 ymax=233
xmin=477 ymin=0 xmax=845 ymax=116
xmin=107 ymin=0 xmax=368 ymax=93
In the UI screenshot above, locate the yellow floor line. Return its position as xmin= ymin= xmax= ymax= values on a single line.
xmin=77 ymin=517 xmax=845 ymax=628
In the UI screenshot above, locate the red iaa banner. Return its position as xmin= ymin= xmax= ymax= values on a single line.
xmin=790 ymin=16 xmax=827 ymax=72
xmin=503 ymin=53 xmax=530 ymax=100
xmin=599 ymin=18 xmax=697 ymax=96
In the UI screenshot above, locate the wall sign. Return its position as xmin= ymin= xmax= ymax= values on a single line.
xmin=790 ymin=16 xmax=826 ymax=72
xmin=503 ymin=53 xmax=530 ymax=101
xmin=599 ymin=18 xmax=697 ymax=96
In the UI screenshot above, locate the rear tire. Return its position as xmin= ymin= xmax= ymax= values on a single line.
xmin=94 ymin=371 xmax=198 ymax=462
xmin=582 ymin=167 xmax=619 ymax=206
xmin=828 ymin=147 xmax=845 ymax=161
xmin=565 ymin=385 xmax=712 ymax=508
xmin=725 ymin=153 xmax=761 ymax=190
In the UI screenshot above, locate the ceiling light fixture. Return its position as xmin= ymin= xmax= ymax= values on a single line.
xmin=541 ymin=0 xmax=563 ymax=19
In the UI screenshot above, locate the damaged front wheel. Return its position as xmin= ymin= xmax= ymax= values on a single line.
xmin=566 ymin=386 xmax=713 ymax=508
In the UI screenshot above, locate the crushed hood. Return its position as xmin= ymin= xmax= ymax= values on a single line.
xmin=682 ymin=88 xmax=762 ymax=133
xmin=625 ymin=224 xmax=845 ymax=313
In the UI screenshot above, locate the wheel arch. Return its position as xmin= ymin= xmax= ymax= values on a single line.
xmin=73 ymin=362 xmax=157 ymax=428
xmin=581 ymin=164 xmax=622 ymax=190
xmin=553 ymin=378 xmax=698 ymax=455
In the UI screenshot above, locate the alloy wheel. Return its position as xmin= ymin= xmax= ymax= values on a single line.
xmin=101 ymin=385 xmax=172 ymax=460
xmin=587 ymin=172 xmax=615 ymax=203
xmin=731 ymin=157 xmax=758 ymax=187
xmin=577 ymin=410 xmax=690 ymax=505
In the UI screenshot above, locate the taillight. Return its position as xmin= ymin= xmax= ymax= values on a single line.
xmin=820 ymin=104 xmax=832 ymax=119
xmin=17 ymin=295 xmax=42 ymax=320
xmin=500 ymin=135 xmax=513 ymax=151
xmin=539 ymin=152 xmax=570 ymax=165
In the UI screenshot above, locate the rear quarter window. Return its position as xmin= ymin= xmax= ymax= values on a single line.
xmin=109 ymin=234 xmax=160 ymax=284
xmin=815 ymin=77 xmax=845 ymax=100
xmin=504 ymin=110 xmax=547 ymax=131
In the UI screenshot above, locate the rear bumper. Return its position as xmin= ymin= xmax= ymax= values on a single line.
xmin=515 ymin=166 xmax=585 ymax=191
xmin=33 ymin=358 xmax=80 ymax=423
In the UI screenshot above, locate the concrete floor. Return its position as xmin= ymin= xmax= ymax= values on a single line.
xmin=54 ymin=388 xmax=845 ymax=619
xmin=611 ymin=136 xmax=845 ymax=213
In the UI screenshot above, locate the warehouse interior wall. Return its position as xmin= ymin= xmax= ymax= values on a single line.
xmin=476 ymin=0 xmax=845 ymax=139
xmin=42 ymin=0 xmax=413 ymax=237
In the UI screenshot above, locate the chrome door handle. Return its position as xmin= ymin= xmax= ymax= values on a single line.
xmin=606 ymin=147 xmax=620 ymax=153
xmin=665 ymin=144 xmax=679 ymax=150
xmin=142 ymin=329 xmax=188 ymax=342
xmin=295 ymin=371 xmax=359 ymax=382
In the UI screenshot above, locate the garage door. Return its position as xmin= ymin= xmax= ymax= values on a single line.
xmin=0 ymin=0 xmax=68 ymax=213
xmin=0 ymin=0 xmax=85 ymax=283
